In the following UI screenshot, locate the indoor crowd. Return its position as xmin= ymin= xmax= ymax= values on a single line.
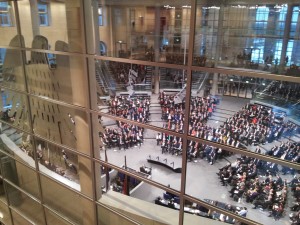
xmin=101 ymin=95 xmax=150 ymax=150
xmin=217 ymin=154 xmax=295 ymax=222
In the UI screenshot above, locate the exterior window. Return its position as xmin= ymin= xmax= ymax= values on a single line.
xmin=0 ymin=2 xmax=11 ymax=27
xmin=275 ymin=5 xmax=287 ymax=36
xmin=38 ymin=3 xmax=49 ymax=26
xmin=255 ymin=6 xmax=269 ymax=35
xmin=98 ymin=6 xmax=103 ymax=26
xmin=290 ymin=6 xmax=299 ymax=37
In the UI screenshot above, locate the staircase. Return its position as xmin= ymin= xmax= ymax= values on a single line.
xmin=144 ymin=66 xmax=152 ymax=91
xmin=192 ymin=72 xmax=209 ymax=95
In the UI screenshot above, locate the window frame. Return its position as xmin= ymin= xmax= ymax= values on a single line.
xmin=98 ymin=6 xmax=103 ymax=26
xmin=0 ymin=2 xmax=12 ymax=27
xmin=38 ymin=2 xmax=50 ymax=27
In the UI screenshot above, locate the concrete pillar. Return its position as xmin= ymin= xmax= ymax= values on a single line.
xmin=279 ymin=4 xmax=293 ymax=73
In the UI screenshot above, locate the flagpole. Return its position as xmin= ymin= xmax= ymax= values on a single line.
xmin=105 ymin=148 xmax=109 ymax=192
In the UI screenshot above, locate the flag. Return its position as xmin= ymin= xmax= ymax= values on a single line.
xmin=122 ymin=156 xmax=130 ymax=196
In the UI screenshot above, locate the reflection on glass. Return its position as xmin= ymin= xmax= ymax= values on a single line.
xmin=0 ymin=47 xmax=25 ymax=91
xmin=0 ymin=91 xmax=29 ymax=131
xmin=18 ymin=0 xmax=84 ymax=53
xmin=0 ymin=1 xmax=18 ymax=47
xmin=188 ymin=73 xmax=300 ymax=166
xmin=40 ymin=174 xmax=93 ymax=225
xmin=98 ymin=121 xmax=182 ymax=190
xmin=193 ymin=3 xmax=300 ymax=76
xmin=186 ymin=146 xmax=298 ymax=225
xmin=97 ymin=204 xmax=136 ymax=225
xmin=0 ymin=126 xmax=34 ymax=171
xmin=6 ymin=183 xmax=44 ymax=224
xmin=2 ymin=160 xmax=40 ymax=199
xmin=98 ymin=164 xmax=180 ymax=225
xmin=98 ymin=1 xmax=191 ymax=64
xmin=30 ymin=98 xmax=87 ymax=151
xmin=182 ymin=199 xmax=246 ymax=225
xmin=11 ymin=209 xmax=33 ymax=225
xmin=26 ymin=51 xmax=86 ymax=106
xmin=36 ymin=138 xmax=80 ymax=190
xmin=45 ymin=208 xmax=73 ymax=225
xmin=0 ymin=200 xmax=12 ymax=225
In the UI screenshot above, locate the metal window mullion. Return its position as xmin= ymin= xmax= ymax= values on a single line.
xmin=79 ymin=0 xmax=99 ymax=224
xmin=12 ymin=1 xmax=48 ymax=225
xmin=187 ymin=135 xmax=300 ymax=170
xmin=178 ymin=1 xmax=197 ymax=225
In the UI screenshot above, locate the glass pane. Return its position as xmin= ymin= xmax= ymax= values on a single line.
xmin=40 ymin=174 xmax=95 ymax=225
xmin=98 ymin=164 xmax=180 ymax=225
xmin=189 ymin=72 xmax=300 ymax=166
xmin=193 ymin=2 xmax=300 ymax=77
xmin=97 ymin=204 xmax=137 ymax=225
xmin=183 ymin=199 xmax=245 ymax=225
xmin=6 ymin=183 xmax=44 ymax=225
xmin=26 ymin=51 xmax=87 ymax=107
xmin=0 ymin=200 xmax=12 ymax=225
xmin=36 ymin=137 xmax=81 ymax=193
xmin=96 ymin=61 xmax=187 ymax=134
xmin=185 ymin=152 xmax=297 ymax=225
xmin=98 ymin=1 xmax=191 ymax=64
xmin=30 ymin=97 xmax=90 ymax=155
xmin=45 ymin=208 xmax=74 ymax=225
xmin=97 ymin=119 xmax=182 ymax=190
xmin=2 ymin=159 xmax=40 ymax=199
xmin=0 ymin=90 xmax=30 ymax=132
xmin=0 ymin=126 xmax=34 ymax=169
xmin=0 ymin=1 xmax=18 ymax=46
xmin=11 ymin=209 xmax=33 ymax=225
xmin=18 ymin=0 xmax=85 ymax=53
xmin=0 ymin=48 xmax=25 ymax=91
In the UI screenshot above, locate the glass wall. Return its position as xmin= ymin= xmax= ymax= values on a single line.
xmin=0 ymin=1 xmax=299 ymax=225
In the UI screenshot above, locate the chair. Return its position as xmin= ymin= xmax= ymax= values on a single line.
xmin=163 ymin=193 xmax=171 ymax=200
xmin=173 ymin=196 xmax=180 ymax=204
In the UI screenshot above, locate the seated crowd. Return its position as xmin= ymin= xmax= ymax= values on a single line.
xmin=218 ymin=156 xmax=288 ymax=221
xmin=159 ymin=91 xmax=217 ymax=132
xmin=158 ymin=94 xmax=299 ymax=169
xmin=102 ymin=124 xmax=144 ymax=150
xmin=221 ymin=104 xmax=290 ymax=147
xmin=109 ymin=95 xmax=150 ymax=123
xmin=264 ymin=81 xmax=300 ymax=103
xmin=266 ymin=141 xmax=300 ymax=175
xmin=102 ymin=95 xmax=150 ymax=150
xmin=289 ymin=176 xmax=300 ymax=225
